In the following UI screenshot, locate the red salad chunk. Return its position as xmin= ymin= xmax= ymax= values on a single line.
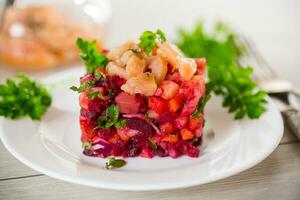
xmin=76 ymin=36 xmax=207 ymax=159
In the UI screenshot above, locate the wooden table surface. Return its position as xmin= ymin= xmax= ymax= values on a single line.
xmin=1 ymin=0 xmax=300 ymax=199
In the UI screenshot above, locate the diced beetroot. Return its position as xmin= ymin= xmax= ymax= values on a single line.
xmin=86 ymin=138 xmax=112 ymax=158
xmin=83 ymin=148 xmax=94 ymax=156
xmin=140 ymin=148 xmax=154 ymax=158
xmin=79 ymin=90 xmax=107 ymax=113
xmin=96 ymin=128 xmax=113 ymax=140
xmin=80 ymin=73 xmax=94 ymax=85
xmin=178 ymin=141 xmax=199 ymax=158
xmin=93 ymin=145 xmax=111 ymax=158
xmin=156 ymin=111 xmax=174 ymax=124
xmin=117 ymin=128 xmax=131 ymax=141
xmin=159 ymin=122 xmax=175 ymax=134
xmin=180 ymin=80 xmax=202 ymax=116
xmin=148 ymin=96 xmax=169 ymax=115
xmin=174 ymin=115 xmax=188 ymax=129
xmin=105 ymin=76 xmax=126 ymax=95
xmin=80 ymin=108 xmax=98 ymax=126
xmin=156 ymin=80 xmax=179 ymax=100
xmin=167 ymin=143 xmax=182 ymax=158
xmin=151 ymin=134 xmax=163 ymax=144
xmin=87 ymin=98 xmax=107 ymax=113
xmin=80 ymin=117 xmax=96 ymax=141
xmin=125 ymin=135 xmax=146 ymax=157
xmin=154 ymin=146 xmax=168 ymax=157
xmin=123 ymin=114 xmax=161 ymax=134
xmin=79 ymin=91 xmax=89 ymax=110
xmin=115 ymin=92 xmax=142 ymax=114
xmin=126 ymin=118 xmax=155 ymax=137
xmin=111 ymin=140 xmax=126 ymax=156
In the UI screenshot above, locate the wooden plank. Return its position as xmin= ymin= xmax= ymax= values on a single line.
xmin=0 ymin=142 xmax=41 ymax=180
xmin=0 ymin=143 xmax=299 ymax=200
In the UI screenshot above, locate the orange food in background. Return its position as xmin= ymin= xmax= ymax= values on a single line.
xmin=0 ymin=6 xmax=102 ymax=70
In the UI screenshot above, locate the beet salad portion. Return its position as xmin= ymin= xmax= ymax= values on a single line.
xmin=72 ymin=30 xmax=209 ymax=159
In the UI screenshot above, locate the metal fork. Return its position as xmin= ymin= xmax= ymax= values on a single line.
xmin=239 ymin=36 xmax=300 ymax=140
xmin=239 ymin=37 xmax=300 ymax=97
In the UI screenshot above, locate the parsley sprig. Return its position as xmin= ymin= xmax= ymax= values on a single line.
xmin=176 ymin=22 xmax=267 ymax=119
xmin=87 ymin=91 xmax=104 ymax=100
xmin=76 ymin=38 xmax=109 ymax=73
xmin=95 ymin=105 xmax=126 ymax=129
xmin=70 ymin=80 xmax=96 ymax=93
xmin=0 ymin=74 xmax=51 ymax=120
xmin=139 ymin=29 xmax=167 ymax=54
xmin=105 ymin=157 xmax=126 ymax=169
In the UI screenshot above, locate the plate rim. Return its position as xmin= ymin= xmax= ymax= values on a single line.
xmin=0 ymin=98 xmax=284 ymax=191
xmin=0 ymin=68 xmax=284 ymax=191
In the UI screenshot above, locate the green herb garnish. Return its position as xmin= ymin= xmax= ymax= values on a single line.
xmin=70 ymin=80 xmax=96 ymax=93
xmin=176 ymin=22 xmax=267 ymax=119
xmin=87 ymin=91 xmax=104 ymax=100
xmin=105 ymin=157 xmax=126 ymax=169
xmin=0 ymin=74 xmax=51 ymax=120
xmin=139 ymin=29 xmax=167 ymax=54
xmin=148 ymin=139 xmax=158 ymax=150
xmin=192 ymin=94 xmax=212 ymax=118
xmin=76 ymin=38 xmax=109 ymax=73
xmin=188 ymin=137 xmax=199 ymax=143
xmin=81 ymin=141 xmax=92 ymax=149
xmin=114 ymin=119 xmax=127 ymax=129
xmin=94 ymin=104 xmax=126 ymax=129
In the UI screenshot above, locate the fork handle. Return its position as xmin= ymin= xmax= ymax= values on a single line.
xmin=282 ymin=109 xmax=300 ymax=140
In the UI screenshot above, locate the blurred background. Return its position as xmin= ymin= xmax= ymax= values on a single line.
xmin=0 ymin=0 xmax=299 ymax=87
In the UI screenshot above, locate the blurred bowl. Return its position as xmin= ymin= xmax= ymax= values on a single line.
xmin=0 ymin=0 xmax=111 ymax=71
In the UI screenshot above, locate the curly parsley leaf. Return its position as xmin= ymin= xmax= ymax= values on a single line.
xmin=114 ymin=119 xmax=127 ymax=129
xmin=0 ymin=74 xmax=51 ymax=120
xmin=81 ymin=141 xmax=91 ymax=149
xmin=87 ymin=91 xmax=104 ymax=100
xmin=139 ymin=29 xmax=167 ymax=54
xmin=76 ymin=38 xmax=108 ymax=73
xmin=105 ymin=157 xmax=126 ymax=169
xmin=70 ymin=80 xmax=96 ymax=93
xmin=94 ymin=105 xmax=126 ymax=129
xmin=176 ymin=21 xmax=267 ymax=119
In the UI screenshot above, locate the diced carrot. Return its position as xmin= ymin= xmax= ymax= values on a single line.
xmin=117 ymin=129 xmax=130 ymax=141
xmin=188 ymin=117 xmax=203 ymax=131
xmin=109 ymin=133 xmax=120 ymax=144
xmin=169 ymin=98 xmax=181 ymax=113
xmin=148 ymin=96 xmax=169 ymax=114
xmin=180 ymin=129 xmax=194 ymax=140
xmin=160 ymin=122 xmax=175 ymax=133
xmin=96 ymin=67 xmax=105 ymax=73
xmin=162 ymin=134 xmax=179 ymax=143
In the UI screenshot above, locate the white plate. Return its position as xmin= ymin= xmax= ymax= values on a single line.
xmin=0 ymin=68 xmax=283 ymax=191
